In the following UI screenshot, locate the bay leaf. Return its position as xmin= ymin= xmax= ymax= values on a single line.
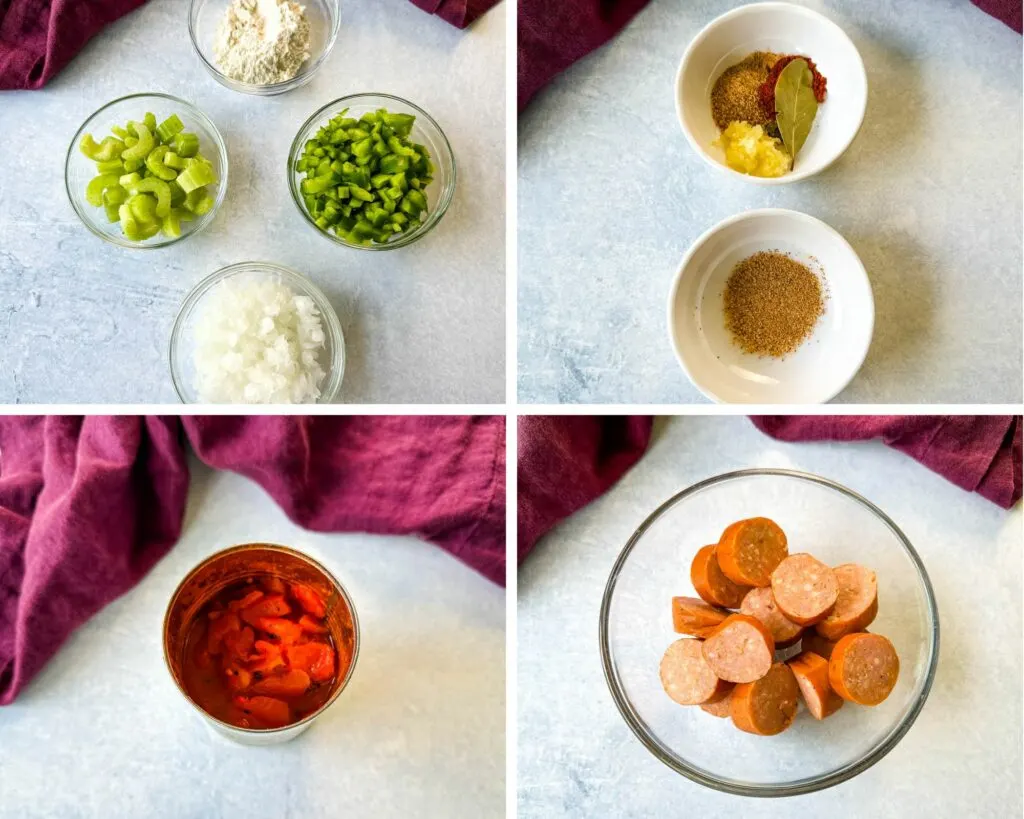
xmin=774 ymin=58 xmax=817 ymax=166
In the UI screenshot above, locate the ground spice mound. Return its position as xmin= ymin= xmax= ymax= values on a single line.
xmin=723 ymin=251 xmax=824 ymax=358
xmin=710 ymin=51 xmax=778 ymax=130
xmin=759 ymin=55 xmax=828 ymax=117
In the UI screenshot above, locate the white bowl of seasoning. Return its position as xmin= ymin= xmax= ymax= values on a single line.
xmin=676 ymin=1 xmax=867 ymax=184
xmin=667 ymin=208 xmax=873 ymax=403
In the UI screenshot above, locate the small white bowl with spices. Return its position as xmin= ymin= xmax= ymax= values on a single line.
xmin=667 ymin=209 xmax=873 ymax=404
xmin=189 ymin=0 xmax=340 ymax=95
xmin=676 ymin=2 xmax=867 ymax=184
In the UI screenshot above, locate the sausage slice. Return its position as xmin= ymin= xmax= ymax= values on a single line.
xmin=828 ymin=633 xmax=900 ymax=706
xmin=740 ymin=586 xmax=803 ymax=647
xmin=700 ymin=690 xmax=734 ymax=718
xmin=815 ymin=564 xmax=878 ymax=641
xmin=701 ymin=613 xmax=775 ymax=683
xmin=716 ymin=518 xmax=788 ymax=587
xmin=788 ymin=651 xmax=844 ymax=720
xmin=690 ymin=545 xmax=749 ymax=609
xmin=672 ymin=596 xmax=730 ymax=638
xmin=660 ymin=638 xmax=734 ymax=705
xmin=801 ymin=631 xmax=840 ymax=661
xmin=771 ymin=554 xmax=839 ymax=626
xmin=730 ymin=662 xmax=800 ymax=736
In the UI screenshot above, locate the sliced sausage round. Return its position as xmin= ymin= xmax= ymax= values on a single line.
xmin=740 ymin=586 xmax=803 ymax=647
xmin=672 ymin=596 xmax=730 ymax=638
xmin=730 ymin=662 xmax=800 ymax=736
xmin=788 ymin=650 xmax=844 ymax=720
xmin=660 ymin=638 xmax=733 ymax=705
xmin=815 ymin=564 xmax=878 ymax=641
xmin=701 ymin=613 xmax=775 ymax=683
xmin=700 ymin=690 xmax=734 ymax=718
xmin=828 ymin=633 xmax=900 ymax=706
xmin=716 ymin=518 xmax=788 ymax=587
xmin=771 ymin=553 xmax=839 ymax=626
xmin=690 ymin=544 xmax=749 ymax=609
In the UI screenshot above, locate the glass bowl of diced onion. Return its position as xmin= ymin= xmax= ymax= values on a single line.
xmin=287 ymin=93 xmax=457 ymax=250
xmin=169 ymin=262 xmax=346 ymax=404
xmin=65 ymin=92 xmax=228 ymax=249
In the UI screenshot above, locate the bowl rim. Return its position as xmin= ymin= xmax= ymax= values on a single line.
xmin=65 ymin=92 xmax=230 ymax=250
xmin=168 ymin=260 xmax=346 ymax=403
xmin=286 ymin=92 xmax=458 ymax=251
xmin=161 ymin=542 xmax=361 ymax=736
xmin=674 ymin=0 xmax=868 ymax=186
xmin=187 ymin=0 xmax=342 ymax=95
xmin=666 ymin=207 xmax=875 ymax=404
xmin=598 ymin=467 xmax=941 ymax=797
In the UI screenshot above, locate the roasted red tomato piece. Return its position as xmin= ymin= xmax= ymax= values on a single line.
xmin=235 ymin=695 xmax=290 ymax=728
xmin=290 ymin=584 xmax=327 ymax=618
xmin=240 ymin=594 xmax=291 ymax=627
xmin=251 ymin=669 xmax=311 ymax=698
xmin=287 ymin=642 xmax=336 ymax=684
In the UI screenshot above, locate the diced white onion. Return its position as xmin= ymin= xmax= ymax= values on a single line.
xmin=193 ymin=277 xmax=328 ymax=404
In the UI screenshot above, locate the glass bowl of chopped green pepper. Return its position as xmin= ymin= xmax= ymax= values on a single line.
xmin=65 ymin=93 xmax=229 ymax=249
xmin=288 ymin=93 xmax=457 ymax=250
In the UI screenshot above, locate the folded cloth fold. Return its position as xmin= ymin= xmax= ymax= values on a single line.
xmin=518 ymin=416 xmax=653 ymax=562
xmin=752 ymin=416 xmax=1022 ymax=509
xmin=408 ymin=0 xmax=501 ymax=29
xmin=0 ymin=0 xmax=148 ymax=91
xmin=0 ymin=415 xmax=505 ymax=704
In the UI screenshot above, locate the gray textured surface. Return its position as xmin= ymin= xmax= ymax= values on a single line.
xmin=0 ymin=457 xmax=505 ymax=818
xmin=0 ymin=0 xmax=505 ymax=404
xmin=518 ymin=416 xmax=1022 ymax=817
xmin=518 ymin=0 xmax=1023 ymax=404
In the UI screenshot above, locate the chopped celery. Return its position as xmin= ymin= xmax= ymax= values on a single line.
xmin=131 ymin=178 xmax=172 ymax=217
xmin=145 ymin=145 xmax=178 ymax=181
xmin=184 ymin=189 xmax=214 ymax=215
xmin=103 ymin=187 xmax=127 ymax=206
xmin=121 ymin=121 xmax=155 ymax=162
xmin=111 ymin=125 xmax=130 ymax=140
xmin=162 ymin=210 xmax=182 ymax=238
xmin=176 ymin=159 xmax=216 ymax=193
xmin=156 ymin=114 xmax=184 ymax=144
xmin=164 ymin=152 xmax=188 ymax=171
xmin=296 ymin=106 xmax=434 ymax=244
xmin=86 ymin=173 xmax=123 ymax=207
xmin=173 ymin=132 xmax=199 ymax=158
xmin=143 ymin=112 xmax=157 ymax=132
xmin=95 ymin=159 xmax=123 ymax=174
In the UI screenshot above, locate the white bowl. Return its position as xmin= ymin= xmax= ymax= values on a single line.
xmin=676 ymin=1 xmax=867 ymax=184
xmin=667 ymin=209 xmax=873 ymax=403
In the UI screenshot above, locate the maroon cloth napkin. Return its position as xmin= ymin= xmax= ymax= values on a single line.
xmin=518 ymin=416 xmax=653 ymax=562
xmin=0 ymin=415 xmax=504 ymax=704
xmin=518 ymin=0 xmax=1021 ymax=112
xmin=0 ymin=0 xmax=148 ymax=90
xmin=409 ymin=0 xmax=500 ymax=29
xmin=753 ymin=416 xmax=1022 ymax=509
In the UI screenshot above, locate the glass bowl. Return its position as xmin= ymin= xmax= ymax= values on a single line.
xmin=599 ymin=468 xmax=939 ymax=797
xmin=163 ymin=543 xmax=360 ymax=745
xmin=169 ymin=261 xmax=346 ymax=404
xmin=188 ymin=0 xmax=340 ymax=95
xmin=65 ymin=93 xmax=228 ymax=249
xmin=288 ymin=93 xmax=457 ymax=250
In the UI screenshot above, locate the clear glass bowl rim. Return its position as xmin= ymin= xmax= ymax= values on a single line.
xmin=64 ymin=91 xmax=229 ymax=250
xmin=598 ymin=467 xmax=941 ymax=798
xmin=287 ymin=92 xmax=457 ymax=251
xmin=161 ymin=542 xmax=360 ymax=735
xmin=168 ymin=261 xmax=346 ymax=404
xmin=187 ymin=0 xmax=342 ymax=94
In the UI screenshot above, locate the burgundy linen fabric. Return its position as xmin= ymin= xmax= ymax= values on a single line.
xmin=0 ymin=416 xmax=188 ymax=704
xmin=517 ymin=1 xmax=1020 ymax=112
xmin=518 ymin=0 xmax=649 ymax=111
xmin=518 ymin=416 xmax=653 ymax=562
xmin=753 ymin=416 xmax=1022 ymax=509
xmin=972 ymin=0 xmax=1023 ymax=33
xmin=0 ymin=0 xmax=148 ymax=90
xmin=0 ymin=415 xmax=505 ymax=704
xmin=408 ymin=0 xmax=500 ymax=29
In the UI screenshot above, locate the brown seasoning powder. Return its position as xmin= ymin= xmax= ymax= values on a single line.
xmin=710 ymin=51 xmax=779 ymax=130
xmin=723 ymin=251 xmax=825 ymax=358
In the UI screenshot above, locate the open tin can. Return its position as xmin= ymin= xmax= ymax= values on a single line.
xmin=163 ymin=543 xmax=359 ymax=745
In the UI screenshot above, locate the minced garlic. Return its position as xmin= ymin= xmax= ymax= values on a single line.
xmin=713 ymin=121 xmax=791 ymax=178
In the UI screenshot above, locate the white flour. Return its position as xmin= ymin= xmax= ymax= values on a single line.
xmin=213 ymin=0 xmax=311 ymax=85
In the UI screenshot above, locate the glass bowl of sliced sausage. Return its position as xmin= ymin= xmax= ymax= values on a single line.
xmin=599 ymin=468 xmax=939 ymax=796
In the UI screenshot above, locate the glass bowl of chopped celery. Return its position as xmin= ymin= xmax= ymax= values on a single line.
xmin=65 ymin=93 xmax=228 ymax=249
xmin=169 ymin=262 xmax=346 ymax=404
xmin=288 ymin=93 xmax=457 ymax=250
xmin=189 ymin=0 xmax=340 ymax=95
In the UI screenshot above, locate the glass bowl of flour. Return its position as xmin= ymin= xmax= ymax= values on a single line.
xmin=189 ymin=0 xmax=340 ymax=95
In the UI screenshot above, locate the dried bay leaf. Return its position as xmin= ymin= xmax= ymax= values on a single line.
xmin=774 ymin=58 xmax=817 ymax=165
